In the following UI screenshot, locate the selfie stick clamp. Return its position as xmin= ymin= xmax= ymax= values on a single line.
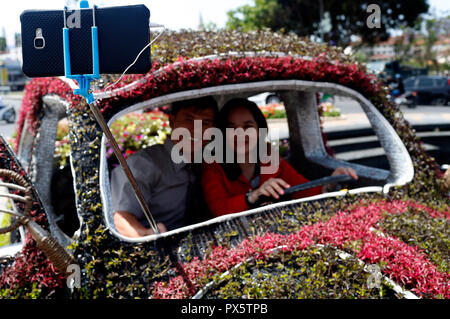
xmin=62 ymin=0 xmax=160 ymax=234
xmin=63 ymin=1 xmax=99 ymax=103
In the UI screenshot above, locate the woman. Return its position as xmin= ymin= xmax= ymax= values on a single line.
xmin=202 ymin=98 xmax=357 ymax=217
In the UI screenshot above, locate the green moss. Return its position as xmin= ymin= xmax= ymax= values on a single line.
xmin=204 ymin=246 xmax=396 ymax=299
xmin=379 ymin=208 xmax=450 ymax=273
xmin=49 ymin=31 xmax=448 ymax=299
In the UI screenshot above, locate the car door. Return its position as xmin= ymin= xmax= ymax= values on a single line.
xmin=403 ymin=77 xmax=415 ymax=92
xmin=0 ymin=134 xmax=72 ymax=273
xmin=434 ymin=77 xmax=449 ymax=105
xmin=0 ymin=137 xmax=26 ymax=260
xmin=416 ymin=77 xmax=434 ymax=104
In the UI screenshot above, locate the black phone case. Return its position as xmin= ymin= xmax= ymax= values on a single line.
xmin=20 ymin=5 xmax=151 ymax=77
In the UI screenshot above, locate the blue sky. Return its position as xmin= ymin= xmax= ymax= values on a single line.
xmin=1 ymin=0 xmax=449 ymax=47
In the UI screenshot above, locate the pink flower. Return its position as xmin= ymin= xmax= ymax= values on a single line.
xmin=149 ymin=200 xmax=449 ymax=299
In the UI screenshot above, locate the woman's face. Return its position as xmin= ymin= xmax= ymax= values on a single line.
xmin=225 ymin=106 xmax=259 ymax=157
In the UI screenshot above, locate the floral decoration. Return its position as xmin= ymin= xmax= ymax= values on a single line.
xmin=1 ymin=30 xmax=448 ymax=299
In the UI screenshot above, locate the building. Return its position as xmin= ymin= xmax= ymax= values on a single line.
xmin=353 ymin=35 xmax=450 ymax=63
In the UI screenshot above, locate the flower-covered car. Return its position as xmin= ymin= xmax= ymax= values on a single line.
xmin=0 ymin=30 xmax=448 ymax=299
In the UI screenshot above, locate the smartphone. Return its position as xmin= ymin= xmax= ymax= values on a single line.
xmin=20 ymin=4 xmax=151 ymax=77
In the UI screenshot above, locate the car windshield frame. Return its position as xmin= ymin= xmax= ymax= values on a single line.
xmin=96 ymin=79 xmax=414 ymax=243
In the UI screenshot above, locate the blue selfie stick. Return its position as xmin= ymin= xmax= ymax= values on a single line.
xmin=62 ymin=0 xmax=100 ymax=104
xmin=61 ymin=1 xmax=160 ymax=234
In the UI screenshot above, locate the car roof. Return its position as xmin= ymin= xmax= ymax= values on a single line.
xmin=404 ymin=75 xmax=448 ymax=82
xmin=414 ymin=75 xmax=446 ymax=79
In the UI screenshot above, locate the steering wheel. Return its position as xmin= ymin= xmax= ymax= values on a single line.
xmin=254 ymin=174 xmax=354 ymax=206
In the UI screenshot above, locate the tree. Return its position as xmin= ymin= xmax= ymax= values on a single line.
xmin=226 ymin=0 xmax=280 ymax=32
xmin=393 ymin=14 xmax=450 ymax=72
xmin=414 ymin=14 xmax=450 ymax=72
xmin=226 ymin=0 xmax=429 ymax=47
xmin=393 ymin=30 xmax=416 ymax=64
xmin=421 ymin=18 xmax=439 ymax=70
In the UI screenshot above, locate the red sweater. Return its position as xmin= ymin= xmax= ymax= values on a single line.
xmin=202 ymin=160 xmax=322 ymax=217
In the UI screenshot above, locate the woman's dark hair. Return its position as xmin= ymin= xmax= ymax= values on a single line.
xmin=218 ymin=98 xmax=268 ymax=181
xmin=218 ymin=98 xmax=268 ymax=134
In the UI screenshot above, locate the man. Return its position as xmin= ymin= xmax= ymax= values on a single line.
xmin=396 ymin=74 xmax=405 ymax=95
xmin=111 ymin=96 xmax=218 ymax=237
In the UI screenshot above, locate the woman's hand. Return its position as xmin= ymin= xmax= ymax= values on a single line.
xmin=332 ymin=166 xmax=358 ymax=179
xmin=322 ymin=166 xmax=358 ymax=192
xmin=248 ymin=178 xmax=291 ymax=204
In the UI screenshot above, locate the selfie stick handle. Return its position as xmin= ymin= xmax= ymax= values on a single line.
xmin=62 ymin=1 xmax=160 ymax=234
xmin=88 ymin=101 xmax=159 ymax=234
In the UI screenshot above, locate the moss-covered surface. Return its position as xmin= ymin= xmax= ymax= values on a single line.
xmin=1 ymin=30 xmax=448 ymax=299
xmin=151 ymin=197 xmax=448 ymax=299
xmin=203 ymin=246 xmax=396 ymax=299
xmin=379 ymin=207 xmax=449 ymax=273
xmin=0 ymin=137 xmax=65 ymax=299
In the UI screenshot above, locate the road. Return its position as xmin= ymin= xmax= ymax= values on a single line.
xmin=329 ymin=97 xmax=450 ymax=168
xmin=1 ymin=93 xmax=449 ymax=137
xmin=264 ymin=96 xmax=450 ymax=138
xmin=1 ymin=93 xmax=449 ymax=168
xmin=324 ymin=96 xmax=450 ymax=132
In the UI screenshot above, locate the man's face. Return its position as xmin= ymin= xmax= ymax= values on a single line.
xmin=169 ymin=105 xmax=215 ymax=155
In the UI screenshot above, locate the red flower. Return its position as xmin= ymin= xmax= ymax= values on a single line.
xmin=150 ymin=200 xmax=449 ymax=299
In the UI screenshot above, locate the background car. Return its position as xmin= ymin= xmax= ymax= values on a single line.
xmin=248 ymin=92 xmax=281 ymax=106
xmin=0 ymin=100 xmax=16 ymax=124
xmin=403 ymin=75 xmax=450 ymax=106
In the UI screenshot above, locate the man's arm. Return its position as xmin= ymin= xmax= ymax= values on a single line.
xmin=111 ymin=151 xmax=165 ymax=238
xmin=114 ymin=211 xmax=166 ymax=237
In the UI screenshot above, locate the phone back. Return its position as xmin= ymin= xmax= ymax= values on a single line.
xmin=21 ymin=5 xmax=151 ymax=77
